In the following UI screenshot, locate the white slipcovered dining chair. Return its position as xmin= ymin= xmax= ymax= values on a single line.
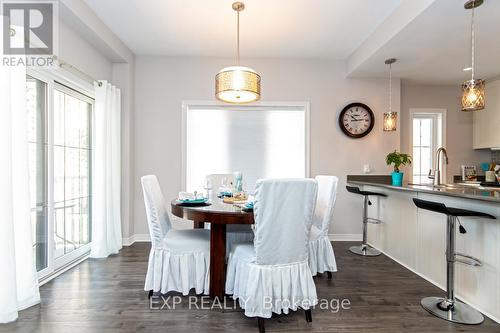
xmin=141 ymin=175 xmax=210 ymax=296
xmin=308 ymin=175 xmax=339 ymax=277
xmin=225 ymin=179 xmax=318 ymax=332
xmin=205 ymin=174 xmax=254 ymax=251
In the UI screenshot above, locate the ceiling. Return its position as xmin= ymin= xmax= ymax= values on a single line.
xmin=82 ymin=0 xmax=402 ymax=59
xmin=348 ymin=0 xmax=500 ymax=84
xmin=83 ymin=0 xmax=500 ymax=84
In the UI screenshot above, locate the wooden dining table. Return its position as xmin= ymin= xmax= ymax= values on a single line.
xmin=171 ymin=199 xmax=254 ymax=298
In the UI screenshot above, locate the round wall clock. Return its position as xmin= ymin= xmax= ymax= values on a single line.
xmin=338 ymin=102 xmax=375 ymax=138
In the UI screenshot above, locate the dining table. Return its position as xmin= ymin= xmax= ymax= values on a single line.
xmin=170 ymin=199 xmax=254 ymax=298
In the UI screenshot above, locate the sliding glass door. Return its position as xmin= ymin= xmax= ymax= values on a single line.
xmin=53 ymin=84 xmax=92 ymax=259
xmin=27 ymin=74 xmax=93 ymax=280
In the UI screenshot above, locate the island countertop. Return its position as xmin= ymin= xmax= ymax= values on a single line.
xmin=347 ymin=175 xmax=500 ymax=203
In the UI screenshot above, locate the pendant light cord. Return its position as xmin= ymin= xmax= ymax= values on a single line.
xmin=389 ymin=63 xmax=392 ymax=113
xmin=470 ymin=0 xmax=475 ymax=80
xmin=237 ymin=9 xmax=240 ymax=65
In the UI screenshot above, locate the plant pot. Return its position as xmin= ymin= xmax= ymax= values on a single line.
xmin=391 ymin=171 xmax=404 ymax=186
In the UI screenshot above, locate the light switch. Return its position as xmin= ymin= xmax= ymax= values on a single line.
xmin=363 ymin=164 xmax=371 ymax=174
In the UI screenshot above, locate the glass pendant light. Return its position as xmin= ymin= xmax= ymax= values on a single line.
xmin=461 ymin=0 xmax=485 ymax=111
xmin=215 ymin=2 xmax=261 ymax=104
xmin=383 ymin=58 xmax=397 ymax=132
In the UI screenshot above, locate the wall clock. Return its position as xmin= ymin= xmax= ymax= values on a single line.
xmin=338 ymin=102 xmax=375 ymax=138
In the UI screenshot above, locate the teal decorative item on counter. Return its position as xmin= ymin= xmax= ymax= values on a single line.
xmin=385 ymin=150 xmax=412 ymax=186
xmin=480 ymin=162 xmax=490 ymax=172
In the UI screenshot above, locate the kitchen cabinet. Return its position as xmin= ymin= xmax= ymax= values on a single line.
xmin=473 ymin=78 xmax=500 ymax=149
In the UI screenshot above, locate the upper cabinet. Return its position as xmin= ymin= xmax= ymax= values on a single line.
xmin=473 ymin=79 xmax=500 ymax=149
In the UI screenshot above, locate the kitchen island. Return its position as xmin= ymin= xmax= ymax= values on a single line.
xmin=346 ymin=175 xmax=500 ymax=323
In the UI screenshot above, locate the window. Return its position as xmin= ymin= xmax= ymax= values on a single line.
xmin=410 ymin=110 xmax=445 ymax=184
xmin=27 ymin=72 xmax=93 ymax=279
xmin=184 ymin=104 xmax=309 ymax=192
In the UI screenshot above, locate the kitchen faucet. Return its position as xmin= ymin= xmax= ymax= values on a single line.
xmin=428 ymin=147 xmax=449 ymax=185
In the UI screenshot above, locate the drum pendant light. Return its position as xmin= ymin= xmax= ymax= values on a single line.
xmin=215 ymin=2 xmax=261 ymax=104
xmin=461 ymin=0 xmax=485 ymax=111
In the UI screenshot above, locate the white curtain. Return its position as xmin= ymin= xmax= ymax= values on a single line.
xmin=0 ymin=64 xmax=40 ymax=323
xmin=90 ymin=81 xmax=122 ymax=258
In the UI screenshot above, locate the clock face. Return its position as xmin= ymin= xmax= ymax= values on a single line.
xmin=338 ymin=103 xmax=374 ymax=138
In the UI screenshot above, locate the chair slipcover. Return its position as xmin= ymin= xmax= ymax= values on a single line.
xmin=308 ymin=175 xmax=339 ymax=275
xmin=205 ymin=174 xmax=254 ymax=252
xmin=225 ymin=179 xmax=318 ymax=318
xmin=141 ymin=175 xmax=210 ymax=295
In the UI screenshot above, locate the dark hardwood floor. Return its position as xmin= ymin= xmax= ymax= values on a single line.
xmin=2 ymin=242 xmax=499 ymax=333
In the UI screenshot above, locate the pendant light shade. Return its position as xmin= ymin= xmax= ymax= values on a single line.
xmin=461 ymin=78 xmax=485 ymax=111
xmin=216 ymin=66 xmax=261 ymax=103
xmin=383 ymin=112 xmax=398 ymax=132
xmin=383 ymin=58 xmax=397 ymax=132
xmin=461 ymin=0 xmax=485 ymax=111
xmin=215 ymin=2 xmax=261 ymax=104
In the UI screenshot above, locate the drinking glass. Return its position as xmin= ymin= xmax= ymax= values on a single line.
xmin=219 ymin=177 xmax=228 ymax=193
xmin=203 ymin=178 xmax=213 ymax=199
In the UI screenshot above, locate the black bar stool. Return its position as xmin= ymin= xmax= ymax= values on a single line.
xmin=346 ymin=186 xmax=387 ymax=256
xmin=413 ymin=198 xmax=496 ymax=325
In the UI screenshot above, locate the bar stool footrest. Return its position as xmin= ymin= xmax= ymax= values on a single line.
xmin=366 ymin=218 xmax=382 ymax=224
xmin=455 ymin=252 xmax=482 ymax=267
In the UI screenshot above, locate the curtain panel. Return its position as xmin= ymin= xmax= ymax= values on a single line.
xmin=0 ymin=65 xmax=41 ymax=323
xmin=90 ymin=81 xmax=122 ymax=258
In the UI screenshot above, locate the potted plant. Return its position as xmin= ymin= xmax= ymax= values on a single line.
xmin=385 ymin=150 xmax=412 ymax=186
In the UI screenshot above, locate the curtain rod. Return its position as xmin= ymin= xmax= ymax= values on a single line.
xmin=57 ymin=58 xmax=103 ymax=87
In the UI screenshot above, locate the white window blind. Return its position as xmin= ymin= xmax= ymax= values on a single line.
xmin=185 ymin=106 xmax=308 ymax=193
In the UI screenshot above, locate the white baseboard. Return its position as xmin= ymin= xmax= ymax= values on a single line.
xmin=122 ymin=234 xmax=150 ymax=246
xmin=328 ymin=234 xmax=362 ymax=241
xmin=122 ymin=235 xmax=135 ymax=246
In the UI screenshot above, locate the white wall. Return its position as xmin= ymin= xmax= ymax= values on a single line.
xmin=59 ymin=21 xmax=112 ymax=81
xmin=400 ymin=81 xmax=491 ymax=182
xmin=134 ymin=56 xmax=401 ymax=237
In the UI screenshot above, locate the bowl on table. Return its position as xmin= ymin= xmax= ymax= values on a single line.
xmin=177 ymin=191 xmax=209 ymax=206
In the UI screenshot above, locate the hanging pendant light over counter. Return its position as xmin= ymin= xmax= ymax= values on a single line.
xmin=215 ymin=2 xmax=261 ymax=104
xmin=383 ymin=58 xmax=397 ymax=132
xmin=461 ymin=0 xmax=485 ymax=111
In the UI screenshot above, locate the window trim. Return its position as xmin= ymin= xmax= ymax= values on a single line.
xmin=26 ymin=68 xmax=95 ymax=282
xmin=408 ymin=108 xmax=447 ymax=184
xmin=181 ymin=100 xmax=311 ymax=191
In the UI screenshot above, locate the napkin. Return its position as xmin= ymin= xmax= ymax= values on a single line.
xmin=178 ymin=191 xmax=202 ymax=200
xmin=245 ymin=197 xmax=254 ymax=209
